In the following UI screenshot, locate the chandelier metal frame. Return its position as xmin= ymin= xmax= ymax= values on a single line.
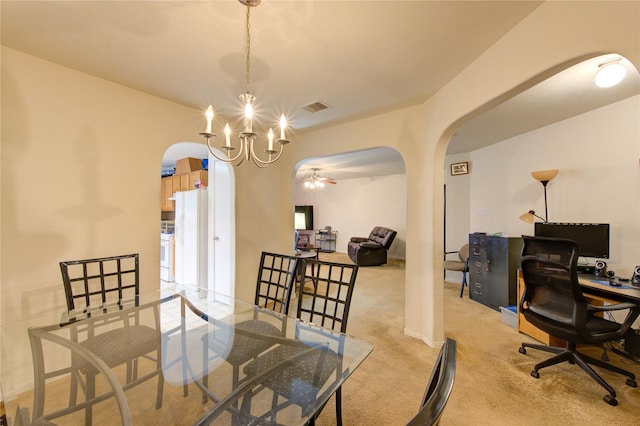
xmin=199 ymin=0 xmax=290 ymax=168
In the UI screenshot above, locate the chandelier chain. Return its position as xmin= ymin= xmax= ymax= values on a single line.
xmin=245 ymin=2 xmax=251 ymax=95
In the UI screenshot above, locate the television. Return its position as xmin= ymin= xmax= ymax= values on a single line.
xmin=294 ymin=205 xmax=314 ymax=230
xmin=534 ymin=222 xmax=610 ymax=259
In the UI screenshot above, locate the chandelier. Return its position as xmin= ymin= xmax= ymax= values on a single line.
xmin=199 ymin=0 xmax=290 ymax=168
xmin=304 ymin=168 xmax=336 ymax=189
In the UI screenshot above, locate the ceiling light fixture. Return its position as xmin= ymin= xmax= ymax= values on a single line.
xmin=595 ymin=58 xmax=627 ymax=88
xmin=304 ymin=168 xmax=336 ymax=189
xmin=199 ymin=0 xmax=290 ymax=168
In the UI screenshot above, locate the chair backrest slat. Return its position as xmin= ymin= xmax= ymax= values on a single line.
xmin=297 ymin=259 xmax=358 ymax=333
xmin=60 ymin=254 xmax=139 ymax=311
xmin=255 ymin=252 xmax=299 ymax=314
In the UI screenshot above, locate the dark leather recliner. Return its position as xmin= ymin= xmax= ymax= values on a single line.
xmin=348 ymin=226 xmax=397 ymax=266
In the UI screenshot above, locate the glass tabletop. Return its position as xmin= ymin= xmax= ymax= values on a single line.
xmin=0 ymin=288 xmax=373 ymax=425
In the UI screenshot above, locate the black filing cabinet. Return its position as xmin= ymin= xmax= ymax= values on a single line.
xmin=468 ymin=233 xmax=523 ymax=311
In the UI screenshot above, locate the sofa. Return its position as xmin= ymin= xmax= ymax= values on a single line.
xmin=347 ymin=226 xmax=397 ymax=266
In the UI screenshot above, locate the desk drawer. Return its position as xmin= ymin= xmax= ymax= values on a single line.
xmin=470 ymin=233 xmax=487 ymax=247
xmin=470 ymin=280 xmax=489 ymax=302
xmin=471 ymin=260 xmax=486 ymax=274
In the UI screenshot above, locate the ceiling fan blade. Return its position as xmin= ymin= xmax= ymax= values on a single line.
xmin=319 ymin=177 xmax=337 ymax=184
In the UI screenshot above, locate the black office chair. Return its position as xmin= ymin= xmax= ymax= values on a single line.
xmin=406 ymin=338 xmax=457 ymax=426
xmin=518 ymin=236 xmax=640 ymax=406
xmin=444 ymin=244 xmax=469 ymax=298
xmin=59 ymin=254 xmax=164 ymax=424
xmin=200 ymin=252 xmax=299 ymax=401
xmin=242 ymin=259 xmax=359 ymax=425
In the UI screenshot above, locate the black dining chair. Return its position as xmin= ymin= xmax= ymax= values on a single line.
xmin=518 ymin=236 xmax=640 ymax=406
xmin=242 ymin=258 xmax=359 ymax=425
xmin=200 ymin=252 xmax=299 ymax=402
xmin=406 ymin=338 xmax=457 ymax=426
xmin=59 ymin=254 xmax=164 ymax=425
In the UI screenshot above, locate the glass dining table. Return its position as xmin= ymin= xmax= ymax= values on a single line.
xmin=0 ymin=288 xmax=373 ymax=425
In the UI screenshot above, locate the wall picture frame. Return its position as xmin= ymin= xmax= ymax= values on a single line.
xmin=451 ymin=161 xmax=469 ymax=176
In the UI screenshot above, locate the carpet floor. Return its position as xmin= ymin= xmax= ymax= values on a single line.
xmin=313 ymin=252 xmax=640 ymax=425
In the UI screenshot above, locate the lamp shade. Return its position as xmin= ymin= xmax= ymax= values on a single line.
xmin=519 ymin=211 xmax=535 ymax=224
xmin=531 ymin=169 xmax=558 ymax=183
xmin=519 ymin=210 xmax=546 ymax=224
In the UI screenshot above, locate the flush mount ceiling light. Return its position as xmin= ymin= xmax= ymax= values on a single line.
xmin=199 ymin=0 xmax=290 ymax=168
xmin=595 ymin=58 xmax=627 ymax=88
xmin=304 ymin=168 xmax=336 ymax=189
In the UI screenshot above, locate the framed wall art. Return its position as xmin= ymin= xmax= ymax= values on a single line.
xmin=450 ymin=161 xmax=469 ymax=176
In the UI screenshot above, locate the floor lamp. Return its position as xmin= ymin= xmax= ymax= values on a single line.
xmin=519 ymin=169 xmax=558 ymax=223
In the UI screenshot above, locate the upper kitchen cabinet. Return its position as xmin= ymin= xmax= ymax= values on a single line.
xmin=161 ymin=170 xmax=208 ymax=212
xmin=161 ymin=176 xmax=174 ymax=212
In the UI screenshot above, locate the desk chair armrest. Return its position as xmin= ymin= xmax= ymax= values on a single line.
xmin=444 ymin=250 xmax=459 ymax=260
xmin=587 ymin=302 xmax=640 ymax=313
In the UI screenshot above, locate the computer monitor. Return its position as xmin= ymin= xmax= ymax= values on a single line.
xmin=534 ymin=222 xmax=610 ymax=259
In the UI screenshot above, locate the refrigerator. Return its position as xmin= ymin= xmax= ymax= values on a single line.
xmin=174 ymin=189 xmax=208 ymax=292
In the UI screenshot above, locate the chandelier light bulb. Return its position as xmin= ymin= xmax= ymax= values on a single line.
xmin=267 ymin=128 xmax=274 ymax=151
xmin=595 ymin=61 xmax=626 ymax=88
xmin=280 ymin=115 xmax=287 ymax=140
xmin=205 ymin=105 xmax=214 ymax=134
xmin=224 ymin=123 xmax=231 ymax=147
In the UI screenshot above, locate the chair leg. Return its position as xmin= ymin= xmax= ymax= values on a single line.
xmin=459 ymin=272 xmax=467 ymax=298
xmin=580 ymin=352 xmax=637 ymax=381
xmin=335 ymin=387 xmax=343 ymax=426
xmin=521 ymin=342 xmax=637 ymax=404
xmin=202 ymin=342 xmax=209 ymax=403
xmin=155 ymin=349 xmax=164 ymax=409
xmin=520 ymin=341 xmax=565 ymax=357
xmin=571 ymin=352 xmax=617 ymax=398
xmin=85 ymin=373 xmax=95 ymax=426
xmin=532 ymin=350 xmax=573 ymax=372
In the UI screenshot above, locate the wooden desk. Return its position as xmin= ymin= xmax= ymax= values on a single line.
xmin=516 ymin=271 xmax=640 ymax=345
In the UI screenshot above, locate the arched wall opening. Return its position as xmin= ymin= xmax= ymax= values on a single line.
xmin=440 ymin=52 xmax=640 ymax=304
xmin=292 ymin=147 xmax=407 ymax=262
xmin=160 ymin=142 xmax=236 ymax=299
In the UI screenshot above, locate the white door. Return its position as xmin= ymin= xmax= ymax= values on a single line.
xmin=208 ymin=153 xmax=235 ymax=301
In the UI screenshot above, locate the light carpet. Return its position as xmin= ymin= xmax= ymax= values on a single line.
xmin=313 ymin=252 xmax=640 ymax=425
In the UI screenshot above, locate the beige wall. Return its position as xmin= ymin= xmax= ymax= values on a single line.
xmin=2 ymin=1 xmax=639 ymax=349
xmin=295 ymin=173 xmax=407 ymax=260
xmin=469 ymin=96 xmax=640 ymax=276
xmin=293 ymin=1 xmax=640 ymax=345
xmin=1 ymin=47 xmax=203 ymax=322
xmin=444 ymin=95 xmax=640 ymax=283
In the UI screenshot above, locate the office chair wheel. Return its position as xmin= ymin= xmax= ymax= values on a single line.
xmin=603 ymin=395 xmax=618 ymax=406
xmin=519 ymin=347 xmax=526 ymax=354
xmin=530 ymin=370 xmax=540 ymax=379
xmin=626 ymin=378 xmax=637 ymax=388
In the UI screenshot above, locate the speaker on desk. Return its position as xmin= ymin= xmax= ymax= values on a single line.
xmin=631 ymin=265 xmax=640 ymax=286
xmin=593 ymin=260 xmax=607 ymax=277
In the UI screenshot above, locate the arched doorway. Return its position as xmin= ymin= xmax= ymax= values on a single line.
xmin=160 ymin=142 xmax=236 ymax=299
xmin=443 ymin=53 xmax=640 ymax=290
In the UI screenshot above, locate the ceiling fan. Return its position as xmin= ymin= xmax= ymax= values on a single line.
xmin=304 ymin=168 xmax=336 ymax=188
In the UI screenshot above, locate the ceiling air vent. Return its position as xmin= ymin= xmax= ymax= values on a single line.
xmin=302 ymin=100 xmax=331 ymax=113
